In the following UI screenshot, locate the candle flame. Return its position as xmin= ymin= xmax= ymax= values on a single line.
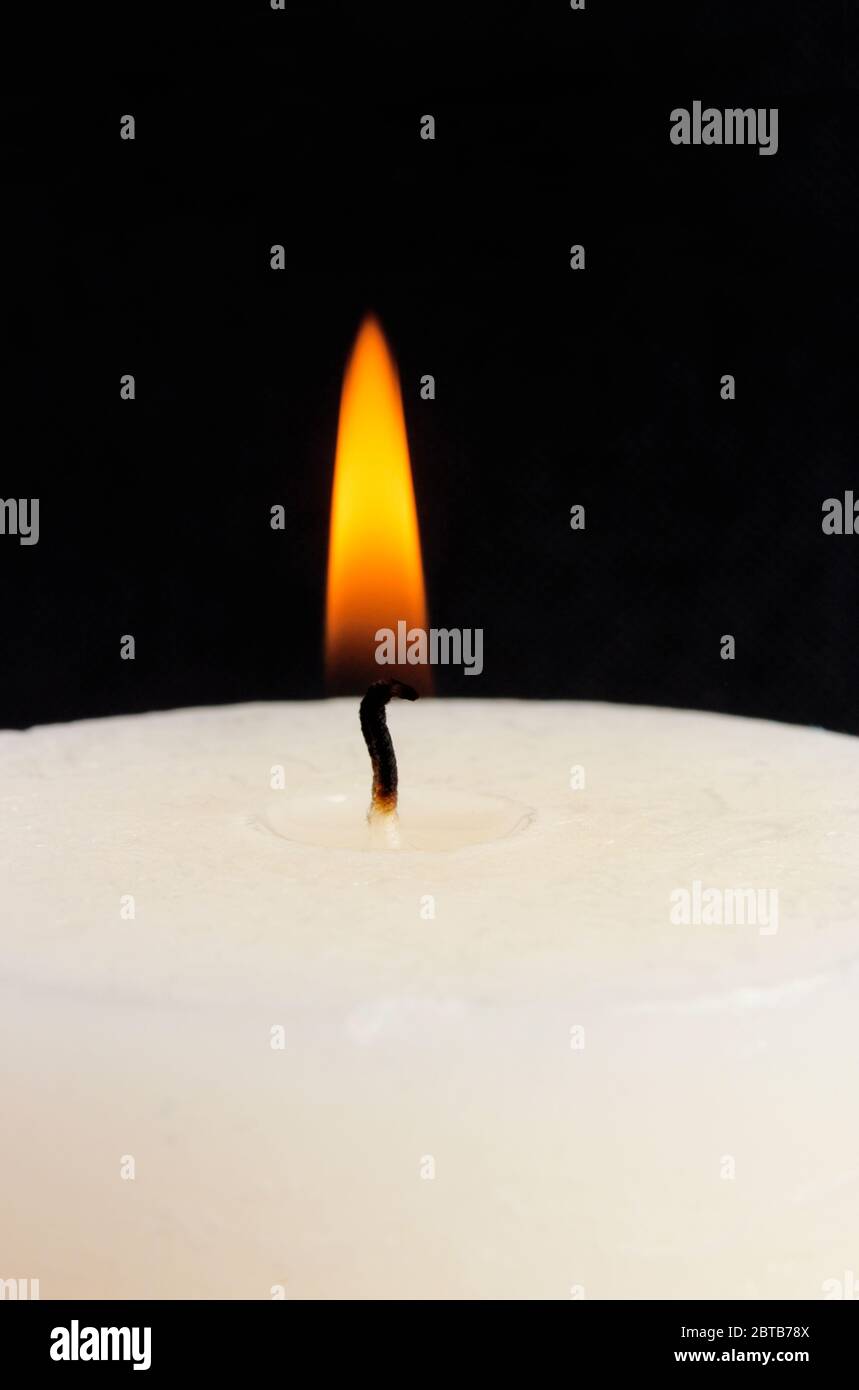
xmin=325 ymin=315 xmax=429 ymax=692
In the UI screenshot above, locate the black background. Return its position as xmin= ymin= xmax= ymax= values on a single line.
xmin=3 ymin=2 xmax=856 ymax=731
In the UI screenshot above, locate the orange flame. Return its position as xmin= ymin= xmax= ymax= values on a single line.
xmin=325 ymin=315 xmax=429 ymax=692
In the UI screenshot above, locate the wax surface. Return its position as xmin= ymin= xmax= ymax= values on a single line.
xmin=1 ymin=700 xmax=857 ymax=1299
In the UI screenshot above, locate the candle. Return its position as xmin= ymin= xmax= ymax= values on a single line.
xmin=1 ymin=697 xmax=856 ymax=1298
xmin=3 ymin=317 xmax=855 ymax=1301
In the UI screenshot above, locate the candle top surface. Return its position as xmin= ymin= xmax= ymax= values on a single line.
xmin=1 ymin=699 xmax=856 ymax=1014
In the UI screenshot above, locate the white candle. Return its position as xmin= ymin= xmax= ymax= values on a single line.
xmin=1 ymin=697 xmax=856 ymax=1299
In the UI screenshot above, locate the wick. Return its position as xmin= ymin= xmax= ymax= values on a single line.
xmin=359 ymin=680 xmax=419 ymax=825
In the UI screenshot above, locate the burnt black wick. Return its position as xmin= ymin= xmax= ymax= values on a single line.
xmin=359 ymin=680 xmax=419 ymax=817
